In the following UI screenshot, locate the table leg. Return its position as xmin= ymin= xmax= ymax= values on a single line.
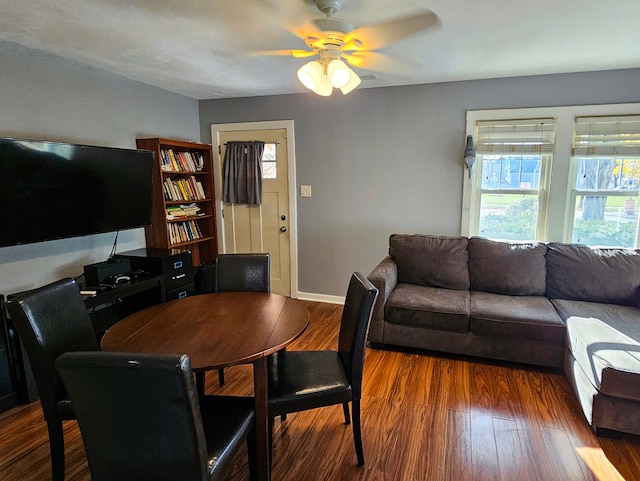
xmin=253 ymin=355 xmax=271 ymax=481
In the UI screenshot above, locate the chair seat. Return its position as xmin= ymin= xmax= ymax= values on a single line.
xmin=268 ymin=350 xmax=352 ymax=416
xmin=199 ymin=396 xmax=255 ymax=479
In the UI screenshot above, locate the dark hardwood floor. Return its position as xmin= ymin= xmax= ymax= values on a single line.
xmin=2 ymin=300 xmax=640 ymax=480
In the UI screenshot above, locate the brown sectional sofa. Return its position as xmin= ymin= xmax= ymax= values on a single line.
xmin=367 ymin=234 xmax=640 ymax=436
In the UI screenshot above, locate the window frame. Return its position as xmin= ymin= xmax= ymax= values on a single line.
xmin=462 ymin=103 xmax=640 ymax=245
xmin=471 ymin=119 xmax=555 ymax=241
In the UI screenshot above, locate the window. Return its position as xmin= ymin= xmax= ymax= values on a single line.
xmin=463 ymin=104 xmax=640 ymax=247
xmin=471 ymin=119 xmax=555 ymax=240
xmin=569 ymin=116 xmax=640 ymax=247
xmin=262 ymin=142 xmax=277 ymax=179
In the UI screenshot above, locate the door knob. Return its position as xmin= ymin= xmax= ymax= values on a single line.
xmin=281 ymin=214 xmax=286 ymax=220
xmin=280 ymin=226 xmax=287 ymax=232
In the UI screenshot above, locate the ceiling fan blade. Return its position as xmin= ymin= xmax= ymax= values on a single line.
xmin=249 ymin=49 xmax=317 ymax=58
xmin=285 ymin=18 xmax=322 ymax=41
xmin=343 ymin=11 xmax=440 ymax=51
xmin=290 ymin=49 xmax=318 ymax=58
xmin=342 ymin=51 xmax=418 ymax=75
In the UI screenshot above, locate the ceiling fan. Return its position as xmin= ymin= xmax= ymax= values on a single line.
xmin=262 ymin=0 xmax=440 ymax=96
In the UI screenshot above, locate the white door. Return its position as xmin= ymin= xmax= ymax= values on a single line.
xmin=217 ymin=128 xmax=292 ymax=296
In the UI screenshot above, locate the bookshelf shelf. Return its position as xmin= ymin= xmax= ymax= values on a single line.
xmin=136 ymin=137 xmax=218 ymax=266
xmin=164 ymin=199 xmax=213 ymax=205
xmin=167 ymin=215 xmax=213 ymax=223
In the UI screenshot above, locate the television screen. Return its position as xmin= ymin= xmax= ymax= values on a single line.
xmin=0 ymin=138 xmax=154 ymax=247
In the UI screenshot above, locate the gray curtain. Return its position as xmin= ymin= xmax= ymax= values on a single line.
xmin=222 ymin=141 xmax=264 ymax=205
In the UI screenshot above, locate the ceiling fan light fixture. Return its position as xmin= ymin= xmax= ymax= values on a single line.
xmin=312 ymin=72 xmax=333 ymax=96
xmin=297 ymin=56 xmax=361 ymax=96
xmin=340 ymin=69 xmax=361 ymax=95
xmin=297 ymin=60 xmax=324 ymax=91
xmin=327 ymin=59 xmax=351 ymax=88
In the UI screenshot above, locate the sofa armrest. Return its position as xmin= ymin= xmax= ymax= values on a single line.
xmin=367 ymin=256 xmax=398 ymax=343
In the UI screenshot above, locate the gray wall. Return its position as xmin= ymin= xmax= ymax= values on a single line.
xmin=199 ymin=68 xmax=640 ymax=296
xmin=2 ymin=38 xmax=637 ymax=299
xmin=0 ymin=41 xmax=200 ymax=295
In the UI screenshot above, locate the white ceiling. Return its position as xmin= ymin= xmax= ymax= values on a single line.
xmin=1 ymin=0 xmax=639 ymax=100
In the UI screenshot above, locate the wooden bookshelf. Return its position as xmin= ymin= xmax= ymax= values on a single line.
xmin=136 ymin=138 xmax=217 ymax=266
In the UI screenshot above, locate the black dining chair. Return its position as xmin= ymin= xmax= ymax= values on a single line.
xmin=215 ymin=253 xmax=270 ymax=294
xmin=267 ymin=272 xmax=378 ymax=466
xmin=55 ymin=351 xmax=257 ymax=481
xmin=6 ymin=278 xmax=100 ymax=481
xmin=214 ymin=253 xmax=270 ymax=385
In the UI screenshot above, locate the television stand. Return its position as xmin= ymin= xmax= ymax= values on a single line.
xmin=76 ymin=274 xmax=166 ymax=336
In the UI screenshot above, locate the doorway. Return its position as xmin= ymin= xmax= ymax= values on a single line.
xmin=211 ymin=121 xmax=297 ymax=297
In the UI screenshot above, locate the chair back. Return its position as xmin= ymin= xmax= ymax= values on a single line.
xmin=55 ymin=351 xmax=210 ymax=481
xmin=337 ymin=272 xmax=379 ymax=399
xmin=6 ymin=278 xmax=99 ymax=420
xmin=215 ymin=253 xmax=270 ymax=293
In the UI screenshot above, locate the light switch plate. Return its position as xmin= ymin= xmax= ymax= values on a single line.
xmin=300 ymin=185 xmax=312 ymax=197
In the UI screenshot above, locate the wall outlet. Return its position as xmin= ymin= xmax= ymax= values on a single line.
xmin=300 ymin=185 xmax=312 ymax=197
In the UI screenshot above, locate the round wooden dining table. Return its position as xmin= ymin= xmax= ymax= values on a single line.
xmin=101 ymin=291 xmax=310 ymax=481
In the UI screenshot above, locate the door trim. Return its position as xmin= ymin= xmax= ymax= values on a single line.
xmin=211 ymin=120 xmax=299 ymax=298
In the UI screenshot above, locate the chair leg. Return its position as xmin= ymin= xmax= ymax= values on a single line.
xmin=47 ymin=419 xmax=65 ymax=481
xmin=195 ymin=371 xmax=205 ymax=395
xmin=268 ymin=417 xmax=274 ymax=468
xmin=247 ymin=426 xmax=258 ymax=481
xmin=351 ymin=400 xmax=364 ymax=466
xmin=342 ymin=402 xmax=351 ymax=424
xmin=218 ymin=368 xmax=225 ymax=385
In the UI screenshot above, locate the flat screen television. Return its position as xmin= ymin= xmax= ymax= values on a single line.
xmin=0 ymin=137 xmax=154 ymax=247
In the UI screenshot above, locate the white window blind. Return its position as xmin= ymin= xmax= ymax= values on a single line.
xmin=573 ymin=115 xmax=640 ymax=159
xmin=475 ymin=118 xmax=556 ymax=155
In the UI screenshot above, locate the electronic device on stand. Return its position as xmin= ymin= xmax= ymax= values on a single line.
xmin=114 ymin=247 xmax=195 ymax=300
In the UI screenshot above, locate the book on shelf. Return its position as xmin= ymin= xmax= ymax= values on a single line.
xmin=181 ymin=152 xmax=198 ymax=172
xmin=168 ymin=149 xmax=179 ymax=171
xmin=160 ymin=149 xmax=173 ymax=171
xmin=177 ymin=180 xmax=188 ymax=200
xmin=166 ymin=204 xmax=201 ymax=219
xmin=162 ymin=176 xmax=206 ymax=202
xmin=159 ymin=148 xmax=203 ymax=172
xmin=167 ymin=219 xmax=204 ymax=245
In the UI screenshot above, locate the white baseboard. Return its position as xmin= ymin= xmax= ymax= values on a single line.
xmin=296 ymin=291 xmax=345 ymax=305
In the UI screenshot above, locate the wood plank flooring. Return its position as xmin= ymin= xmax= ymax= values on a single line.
xmin=2 ymin=300 xmax=640 ymax=480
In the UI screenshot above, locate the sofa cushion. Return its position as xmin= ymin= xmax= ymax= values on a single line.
xmin=556 ymin=298 xmax=640 ymax=402
xmin=385 ymin=283 xmax=469 ymax=332
xmin=468 ymin=237 xmax=547 ymax=296
xmin=546 ymin=243 xmax=640 ymax=306
xmin=470 ymin=291 xmax=565 ymax=343
xmin=389 ymin=234 xmax=469 ymax=290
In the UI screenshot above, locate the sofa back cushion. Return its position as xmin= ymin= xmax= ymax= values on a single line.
xmin=468 ymin=237 xmax=547 ymax=296
xmin=389 ymin=234 xmax=469 ymax=290
xmin=546 ymin=242 xmax=640 ymax=305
